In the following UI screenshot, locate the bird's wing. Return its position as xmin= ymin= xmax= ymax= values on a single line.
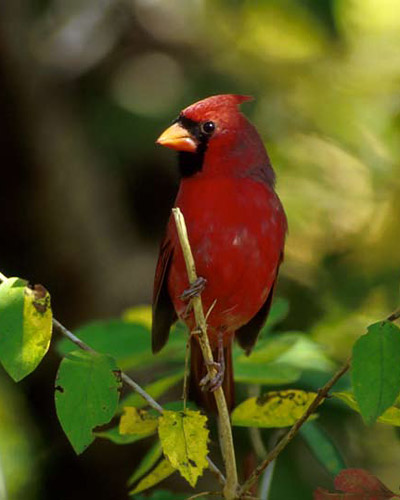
xmin=235 ymin=253 xmax=283 ymax=355
xmin=152 ymin=235 xmax=177 ymax=353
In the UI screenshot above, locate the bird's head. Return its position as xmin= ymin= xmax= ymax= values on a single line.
xmin=156 ymin=94 xmax=274 ymax=184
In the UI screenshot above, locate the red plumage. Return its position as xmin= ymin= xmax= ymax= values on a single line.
xmin=152 ymin=94 xmax=287 ymax=412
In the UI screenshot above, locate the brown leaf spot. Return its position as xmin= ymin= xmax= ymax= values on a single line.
xmin=26 ymin=283 xmax=51 ymax=314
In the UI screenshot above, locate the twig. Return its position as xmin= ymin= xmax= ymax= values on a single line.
xmin=247 ymin=386 xmax=268 ymax=461
xmin=0 ymin=272 xmax=225 ymax=487
xmin=182 ymin=335 xmax=191 ymax=411
xmin=185 ymin=491 xmax=220 ymax=500
xmin=173 ymin=208 xmax=238 ymax=500
xmin=207 ymin=459 xmax=227 ymax=487
xmin=185 ymin=493 xmax=259 ymax=500
xmin=249 ymin=427 xmax=267 ymax=462
xmin=387 ymin=309 xmax=400 ymax=322
xmin=238 ymin=359 xmax=351 ymax=496
xmin=259 ymin=461 xmax=275 ymax=500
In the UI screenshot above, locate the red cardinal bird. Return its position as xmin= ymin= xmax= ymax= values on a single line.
xmin=152 ymin=94 xmax=287 ymax=411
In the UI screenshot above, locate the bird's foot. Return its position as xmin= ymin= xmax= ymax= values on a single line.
xmin=199 ymin=335 xmax=225 ymax=392
xmin=180 ymin=277 xmax=207 ymax=301
xmin=199 ymin=360 xmax=225 ymax=392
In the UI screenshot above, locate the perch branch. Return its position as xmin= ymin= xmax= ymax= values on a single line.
xmin=172 ymin=208 xmax=238 ymax=500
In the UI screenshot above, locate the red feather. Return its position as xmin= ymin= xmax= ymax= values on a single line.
xmin=152 ymin=95 xmax=287 ymax=411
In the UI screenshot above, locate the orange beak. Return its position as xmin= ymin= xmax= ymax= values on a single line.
xmin=156 ymin=123 xmax=197 ymax=153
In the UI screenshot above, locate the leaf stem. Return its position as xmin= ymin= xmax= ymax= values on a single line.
xmin=182 ymin=336 xmax=191 ymax=411
xmin=172 ymin=208 xmax=238 ymax=500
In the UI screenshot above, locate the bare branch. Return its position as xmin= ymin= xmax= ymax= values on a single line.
xmin=387 ymin=309 xmax=400 ymax=322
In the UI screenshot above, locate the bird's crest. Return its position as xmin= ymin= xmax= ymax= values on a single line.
xmin=182 ymin=94 xmax=253 ymax=121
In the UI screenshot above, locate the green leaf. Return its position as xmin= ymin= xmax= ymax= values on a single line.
xmin=57 ymin=319 xmax=187 ymax=370
xmin=120 ymin=371 xmax=184 ymax=410
xmin=333 ymin=391 xmax=400 ymax=426
xmin=95 ymin=425 xmax=153 ymax=445
xmin=252 ymin=333 xmax=335 ymax=372
xmin=352 ymin=321 xmax=400 ymax=425
xmin=300 ymin=421 xmax=345 ymax=476
xmin=234 ymin=360 xmax=301 ymax=385
xmin=0 ymin=278 xmax=52 ymax=381
xmin=234 ymin=333 xmax=334 ymax=385
xmin=55 ymin=350 xmax=121 ymax=454
xmin=238 ymin=334 xmax=298 ymax=364
xmin=129 ymin=442 xmax=163 ymax=486
xmin=129 ymin=459 xmax=175 ymax=495
xmin=119 ymin=407 xmax=158 ymax=436
xmin=57 ymin=320 xmax=152 ymax=370
xmin=232 ymin=389 xmax=318 ymax=428
xmin=158 ymin=409 xmax=209 ymax=487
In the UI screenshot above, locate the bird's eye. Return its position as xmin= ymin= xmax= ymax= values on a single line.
xmin=200 ymin=121 xmax=215 ymax=135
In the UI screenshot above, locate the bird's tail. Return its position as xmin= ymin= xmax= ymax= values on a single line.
xmin=189 ymin=335 xmax=235 ymax=413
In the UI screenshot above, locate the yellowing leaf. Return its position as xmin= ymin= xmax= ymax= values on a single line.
xmin=333 ymin=391 xmax=400 ymax=426
xmin=158 ymin=409 xmax=209 ymax=487
xmin=129 ymin=458 xmax=175 ymax=495
xmin=0 ymin=278 xmax=52 ymax=381
xmin=232 ymin=389 xmax=318 ymax=428
xmin=122 ymin=305 xmax=152 ymax=330
xmin=119 ymin=407 xmax=158 ymax=436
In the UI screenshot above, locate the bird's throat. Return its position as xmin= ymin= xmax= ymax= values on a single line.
xmin=177 ymin=145 xmax=207 ymax=178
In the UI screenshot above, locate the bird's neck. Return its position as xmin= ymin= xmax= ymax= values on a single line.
xmin=201 ymin=135 xmax=275 ymax=187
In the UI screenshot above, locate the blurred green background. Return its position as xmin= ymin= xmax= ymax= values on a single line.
xmin=0 ymin=0 xmax=400 ymax=498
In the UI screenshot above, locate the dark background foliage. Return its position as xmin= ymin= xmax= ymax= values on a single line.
xmin=0 ymin=0 xmax=399 ymax=499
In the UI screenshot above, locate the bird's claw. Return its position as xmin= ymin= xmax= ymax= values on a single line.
xmin=199 ymin=360 xmax=225 ymax=392
xmin=180 ymin=277 xmax=207 ymax=301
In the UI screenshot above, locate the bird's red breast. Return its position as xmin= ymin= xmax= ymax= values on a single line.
xmin=167 ymin=176 xmax=286 ymax=346
xmin=152 ymin=94 xmax=287 ymax=410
